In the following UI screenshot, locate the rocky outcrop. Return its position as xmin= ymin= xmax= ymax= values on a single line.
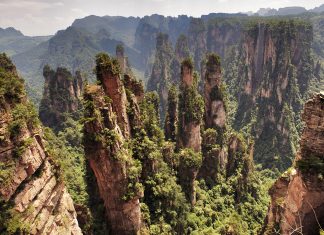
xmin=0 ymin=54 xmax=82 ymax=235
xmin=177 ymin=59 xmax=204 ymax=205
xmin=204 ymin=53 xmax=226 ymax=131
xmin=233 ymin=20 xmax=313 ymax=170
xmin=83 ymin=53 xmax=142 ymax=234
xmin=262 ymin=93 xmax=324 ymax=235
xmin=96 ymin=53 xmax=131 ymax=138
xmin=39 ymin=65 xmax=83 ymax=131
xmin=198 ymin=54 xmax=227 ymax=186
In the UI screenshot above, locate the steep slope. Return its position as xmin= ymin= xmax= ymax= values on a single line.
xmin=0 ymin=53 xmax=82 ymax=234
xmin=262 ymin=93 xmax=324 ymax=235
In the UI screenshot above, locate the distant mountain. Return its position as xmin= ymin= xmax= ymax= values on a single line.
xmin=0 ymin=27 xmax=51 ymax=56
xmin=256 ymin=6 xmax=307 ymax=16
xmin=12 ymin=26 xmax=142 ymax=104
xmin=310 ymin=4 xmax=324 ymax=13
xmin=72 ymin=15 xmax=140 ymax=46
xmin=0 ymin=27 xmax=23 ymax=37
xmin=256 ymin=5 xmax=324 ymax=16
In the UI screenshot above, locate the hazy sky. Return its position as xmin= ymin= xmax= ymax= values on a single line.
xmin=0 ymin=0 xmax=323 ymax=36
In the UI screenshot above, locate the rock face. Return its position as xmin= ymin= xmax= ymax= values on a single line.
xmin=147 ymin=33 xmax=174 ymax=121
xmin=188 ymin=19 xmax=207 ymax=71
xmin=96 ymin=54 xmax=131 ymax=138
xmin=177 ymin=60 xmax=203 ymax=152
xmin=233 ymin=20 xmax=313 ymax=170
xmin=177 ymin=59 xmax=204 ymax=205
xmin=39 ymin=65 xmax=83 ymax=131
xmin=204 ymin=53 xmax=226 ymax=131
xmin=262 ymin=93 xmax=324 ymax=235
xmin=198 ymin=54 xmax=227 ymax=185
xmin=83 ymin=53 xmax=142 ymax=234
xmin=0 ymin=54 xmax=82 ymax=235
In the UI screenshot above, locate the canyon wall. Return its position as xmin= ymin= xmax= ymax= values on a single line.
xmin=262 ymin=93 xmax=324 ymax=235
xmin=0 ymin=54 xmax=82 ymax=234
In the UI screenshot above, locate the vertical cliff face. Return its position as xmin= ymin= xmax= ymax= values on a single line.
xmin=39 ymin=65 xmax=83 ymax=131
xmin=188 ymin=19 xmax=207 ymax=71
xmin=177 ymin=59 xmax=204 ymax=205
xmin=147 ymin=33 xmax=174 ymax=121
xmin=204 ymin=53 xmax=226 ymax=131
xmin=233 ymin=20 xmax=313 ymax=170
xmin=177 ymin=60 xmax=203 ymax=152
xmin=0 ymin=54 xmax=82 ymax=234
xmin=262 ymin=93 xmax=324 ymax=235
xmin=170 ymin=35 xmax=191 ymax=84
xmin=83 ymin=53 xmax=142 ymax=234
xmin=96 ymin=53 xmax=131 ymax=138
xmin=198 ymin=54 xmax=228 ymax=185
xmin=206 ymin=19 xmax=242 ymax=59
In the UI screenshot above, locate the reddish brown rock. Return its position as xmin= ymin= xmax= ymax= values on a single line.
xmin=83 ymin=85 xmax=142 ymax=235
xmin=0 ymin=54 xmax=82 ymax=235
xmin=177 ymin=59 xmax=203 ymax=205
xmin=262 ymin=93 xmax=324 ymax=235
xmin=96 ymin=53 xmax=131 ymax=138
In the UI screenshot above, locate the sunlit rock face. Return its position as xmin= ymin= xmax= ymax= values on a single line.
xmin=0 ymin=54 xmax=82 ymax=235
xmin=262 ymin=93 xmax=324 ymax=235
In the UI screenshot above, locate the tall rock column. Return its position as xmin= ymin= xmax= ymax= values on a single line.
xmin=96 ymin=53 xmax=131 ymax=138
xmin=147 ymin=33 xmax=174 ymax=122
xmin=39 ymin=65 xmax=83 ymax=131
xmin=83 ymin=53 xmax=143 ymax=235
xmin=198 ymin=54 xmax=227 ymax=186
xmin=262 ymin=93 xmax=324 ymax=235
xmin=204 ymin=53 xmax=226 ymax=132
xmin=177 ymin=58 xmax=204 ymax=205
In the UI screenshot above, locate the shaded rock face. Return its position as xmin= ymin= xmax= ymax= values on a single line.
xmin=206 ymin=20 xmax=242 ymax=59
xmin=234 ymin=21 xmax=313 ymax=170
xmin=0 ymin=55 xmax=82 ymax=235
xmin=198 ymin=129 xmax=227 ymax=186
xmin=262 ymin=94 xmax=324 ymax=235
xmin=39 ymin=65 xmax=83 ymax=131
xmin=164 ymin=86 xmax=178 ymax=141
xmin=188 ymin=18 xmax=207 ymax=71
xmin=170 ymin=35 xmax=191 ymax=85
xmin=147 ymin=33 xmax=174 ymax=122
xmin=84 ymin=53 xmax=142 ymax=234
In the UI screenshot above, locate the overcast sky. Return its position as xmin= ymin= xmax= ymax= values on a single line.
xmin=0 ymin=0 xmax=323 ymax=36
